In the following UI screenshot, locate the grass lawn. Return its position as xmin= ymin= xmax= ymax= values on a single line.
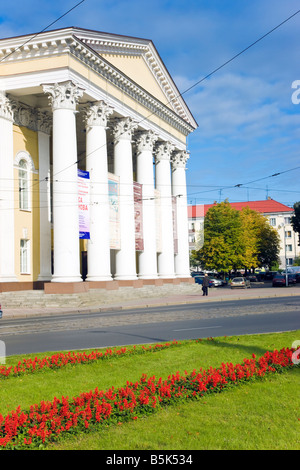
xmin=0 ymin=330 xmax=299 ymax=450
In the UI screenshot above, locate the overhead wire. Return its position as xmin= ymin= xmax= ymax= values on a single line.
xmin=187 ymin=166 xmax=300 ymax=197
xmin=49 ymin=7 xmax=300 ymax=183
xmin=12 ymin=6 xmax=299 ymax=193
xmin=1 ymin=4 xmax=299 ymax=206
xmin=0 ymin=0 xmax=87 ymax=63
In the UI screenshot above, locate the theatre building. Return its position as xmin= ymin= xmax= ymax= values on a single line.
xmin=0 ymin=27 xmax=197 ymax=293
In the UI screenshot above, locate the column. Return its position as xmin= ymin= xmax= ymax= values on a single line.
xmin=155 ymin=141 xmax=175 ymax=278
xmin=112 ymin=117 xmax=137 ymax=280
xmin=84 ymin=101 xmax=113 ymax=281
xmin=43 ymin=81 xmax=83 ymax=282
xmin=171 ymin=150 xmax=190 ymax=278
xmin=0 ymin=92 xmax=18 ymax=282
xmin=136 ymin=130 xmax=158 ymax=279
xmin=37 ymin=111 xmax=52 ymax=281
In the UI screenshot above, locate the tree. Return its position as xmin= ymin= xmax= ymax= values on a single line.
xmin=193 ymin=200 xmax=280 ymax=273
xmin=240 ymin=207 xmax=280 ymax=270
xmin=291 ymin=201 xmax=300 ymax=246
xmin=194 ymin=201 xmax=244 ymax=273
xmin=239 ymin=207 xmax=260 ymax=271
xmin=256 ymin=220 xmax=280 ymax=269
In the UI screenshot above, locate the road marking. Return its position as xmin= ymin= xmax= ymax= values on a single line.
xmin=173 ymin=326 xmax=222 ymax=332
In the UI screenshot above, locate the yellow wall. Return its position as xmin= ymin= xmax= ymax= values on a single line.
xmin=13 ymin=125 xmax=40 ymax=282
xmin=101 ymin=54 xmax=170 ymax=105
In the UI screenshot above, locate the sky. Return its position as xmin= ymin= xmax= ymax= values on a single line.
xmin=1 ymin=0 xmax=299 ymax=208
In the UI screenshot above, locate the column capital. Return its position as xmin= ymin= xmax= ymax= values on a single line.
xmin=136 ymin=130 xmax=158 ymax=154
xmin=43 ymin=80 xmax=84 ymax=111
xmin=0 ymin=92 xmax=14 ymax=122
xmin=155 ymin=141 xmax=175 ymax=163
xmin=171 ymin=150 xmax=190 ymax=170
xmin=83 ymin=100 xmax=114 ymax=128
xmin=111 ymin=116 xmax=138 ymax=143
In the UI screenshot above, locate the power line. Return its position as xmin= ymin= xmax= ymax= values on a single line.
xmin=0 ymin=0 xmax=87 ymax=62
xmin=2 ymin=6 xmax=299 ymax=200
xmin=178 ymin=9 xmax=300 ymax=99
xmin=187 ymin=166 xmax=300 ymax=197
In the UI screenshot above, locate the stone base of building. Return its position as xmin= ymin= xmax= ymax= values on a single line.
xmin=0 ymin=277 xmax=194 ymax=294
xmin=0 ymin=281 xmax=45 ymax=293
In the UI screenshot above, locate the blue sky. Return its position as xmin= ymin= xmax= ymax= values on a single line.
xmin=1 ymin=0 xmax=299 ymax=207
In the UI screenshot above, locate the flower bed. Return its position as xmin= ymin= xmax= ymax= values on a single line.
xmin=0 ymin=346 xmax=298 ymax=450
xmin=0 ymin=341 xmax=180 ymax=379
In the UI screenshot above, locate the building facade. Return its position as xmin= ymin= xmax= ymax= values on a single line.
xmin=0 ymin=27 xmax=197 ymax=292
xmin=188 ymin=199 xmax=300 ymax=269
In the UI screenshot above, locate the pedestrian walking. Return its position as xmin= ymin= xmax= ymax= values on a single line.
xmin=202 ymin=273 xmax=210 ymax=296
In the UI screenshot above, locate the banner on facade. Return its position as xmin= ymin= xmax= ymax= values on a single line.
xmin=172 ymin=196 xmax=178 ymax=254
xmin=78 ymin=169 xmax=90 ymax=239
xmin=155 ymin=189 xmax=162 ymax=253
xmin=108 ymin=173 xmax=120 ymax=249
xmin=134 ymin=182 xmax=144 ymax=251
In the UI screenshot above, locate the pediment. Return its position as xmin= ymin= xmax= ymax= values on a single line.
xmin=0 ymin=27 xmax=197 ymax=131
xmin=73 ymin=28 xmax=197 ymax=128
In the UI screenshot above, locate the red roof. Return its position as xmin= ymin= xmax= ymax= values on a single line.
xmin=188 ymin=199 xmax=293 ymax=218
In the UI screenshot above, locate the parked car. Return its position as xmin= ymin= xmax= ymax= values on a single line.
xmin=230 ymin=277 xmax=251 ymax=289
xmin=209 ymin=277 xmax=224 ymax=287
xmin=190 ymin=271 xmax=204 ymax=277
xmin=247 ymin=275 xmax=257 ymax=282
xmin=272 ymin=273 xmax=297 ymax=287
xmin=265 ymin=271 xmax=278 ymax=281
xmin=194 ymin=276 xmax=214 ymax=287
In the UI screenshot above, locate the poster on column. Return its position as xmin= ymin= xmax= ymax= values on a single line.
xmin=172 ymin=196 xmax=178 ymax=254
xmin=108 ymin=173 xmax=120 ymax=249
xmin=134 ymin=182 xmax=144 ymax=251
xmin=155 ymin=189 xmax=162 ymax=253
xmin=78 ymin=169 xmax=90 ymax=239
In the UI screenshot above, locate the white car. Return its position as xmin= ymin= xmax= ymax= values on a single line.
xmin=230 ymin=277 xmax=251 ymax=289
xmin=209 ymin=278 xmax=223 ymax=287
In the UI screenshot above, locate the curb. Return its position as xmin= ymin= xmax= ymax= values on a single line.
xmin=1 ymin=289 xmax=299 ymax=320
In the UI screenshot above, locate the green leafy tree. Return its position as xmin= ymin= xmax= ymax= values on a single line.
xmin=240 ymin=207 xmax=280 ymax=271
xmin=291 ymin=202 xmax=300 ymax=246
xmin=239 ymin=207 xmax=260 ymax=271
xmin=193 ymin=200 xmax=280 ymax=272
xmin=195 ymin=201 xmax=244 ymax=272
xmin=256 ymin=219 xmax=280 ymax=269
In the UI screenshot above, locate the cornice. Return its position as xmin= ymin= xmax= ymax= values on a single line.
xmin=74 ymin=28 xmax=196 ymax=126
xmin=70 ymin=37 xmax=195 ymax=136
xmin=0 ymin=28 xmax=197 ymax=135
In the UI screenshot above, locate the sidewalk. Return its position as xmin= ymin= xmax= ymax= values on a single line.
xmin=1 ymin=283 xmax=299 ymax=319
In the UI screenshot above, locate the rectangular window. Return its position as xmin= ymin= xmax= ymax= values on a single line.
xmin=287 ymin=258 xmax=293 ymax=266
xmin=269 ymin=217 xmax=276 ymax=226
xmin=20 ymin=239 xmax=30 ymax=274
xmin=285 ymin=244 xmax=292 ymax=252
xmin=284 ymin=217 xmax=291 ymax=224
xmin=285 ymin=230 xmax=292 ymax=238
xmin=19 ymin=162 xmax=29 ymax=210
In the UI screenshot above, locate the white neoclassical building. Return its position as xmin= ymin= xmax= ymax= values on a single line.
xmin=0 ymin=27 xmax=197 ymax=293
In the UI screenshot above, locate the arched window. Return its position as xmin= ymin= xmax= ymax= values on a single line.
xmin=18 ymin=159 xmax=29 ymax=210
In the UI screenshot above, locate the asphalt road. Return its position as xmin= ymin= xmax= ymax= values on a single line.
xmin=0 ymin=295 xmax=299 ymax=356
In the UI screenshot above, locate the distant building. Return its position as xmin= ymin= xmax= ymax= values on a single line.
xmin=188 ymin=199 xmax=300 ymax=269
